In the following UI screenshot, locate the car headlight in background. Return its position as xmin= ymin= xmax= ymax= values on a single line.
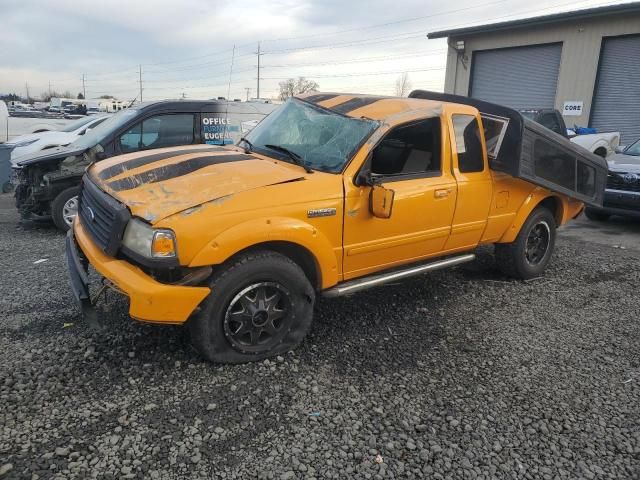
xmin=122 ymin=218 xmax=177 ymax=259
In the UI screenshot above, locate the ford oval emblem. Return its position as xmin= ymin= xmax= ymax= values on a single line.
xmin=623 ymin=173 xmax=638 ymax=184
xmin=87 ymin=206 xmax=96 ymax=222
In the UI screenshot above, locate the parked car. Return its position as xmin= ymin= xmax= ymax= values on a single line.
xmin=66 ymin=91 xmax=606 ymax=363
xmin=8 ymin=115 xmax=110 ymax=164
xmin=12 ymin=100 xmax=277 ymax=231
xmin=585 ymin=137 xmax=640 ymax=221
xmin=519 ymin=108 xmax=620 ymax=157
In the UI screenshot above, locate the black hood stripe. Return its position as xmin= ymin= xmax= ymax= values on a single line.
xmin=331 ymin=97 xmax=382 ymax=114
xmin=303 ymin=94 xmax=339 ymax=104
xmin=98 ymin=146 xmax=225 ymax=181
xmin=107 ymin=154 xmax=254 ymax=192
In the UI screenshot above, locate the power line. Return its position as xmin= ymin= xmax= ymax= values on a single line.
xmin=261 ymin=66 xmax=446 ymax=80
xmin=261 ymin=0 xmax=510 ymax=43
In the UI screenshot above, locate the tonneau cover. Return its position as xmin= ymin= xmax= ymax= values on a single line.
xmin=409 ymin=90 xmax=607 ymax=207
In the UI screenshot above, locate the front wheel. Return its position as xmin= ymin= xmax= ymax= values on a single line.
xmin=51 ymin=186 xmax=80 ymax=232
xmin=189 ymin=251 xmax=315 ymax=363
xmin=495 ymin=207 xmax=556 ymax=280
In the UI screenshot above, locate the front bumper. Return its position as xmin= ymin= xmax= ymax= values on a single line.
xmin=590 ymin=189 xmax=640 ymax=219
xmin=66 ymin=219 xmax=210 ymax=324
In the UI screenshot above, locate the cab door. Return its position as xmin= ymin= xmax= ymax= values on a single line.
xmin=443 ymin=113 xmax=493 ymax=250
xmin=342 ymin=117 xmax=457 ymax=280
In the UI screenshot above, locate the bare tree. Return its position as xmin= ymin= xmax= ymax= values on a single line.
xmin=278 ymin=77 xmax=319 ymax=101
xmin=395 ymin=72 xmax=412 ymax=97
xmin=40 ymin=90 xmax=73 ymax=102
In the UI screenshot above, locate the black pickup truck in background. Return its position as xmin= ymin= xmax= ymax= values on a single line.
xmin=12 ymin=100 xmax=276 ymax=231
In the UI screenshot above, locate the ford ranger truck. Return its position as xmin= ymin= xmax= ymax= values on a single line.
xmin=66 ymin=92 xmax=607 ymax=363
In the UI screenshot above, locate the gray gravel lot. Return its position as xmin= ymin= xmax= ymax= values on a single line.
xmin=0 ymin=192 xmax=638 ymax=479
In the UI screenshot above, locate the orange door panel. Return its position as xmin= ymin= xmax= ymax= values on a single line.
xmin=342 ymin=176 xmax=457 ymax=279
xmin=444 ymin=113 xmax=493 ymax=250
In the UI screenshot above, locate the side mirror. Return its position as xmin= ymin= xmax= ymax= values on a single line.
xmin=615 ymin=146 xmax=626 ymax=154
xmin=369 ymin=184 xmax=395 ymax=219
xmin=355 ymin=169 xmax=374 ymax=187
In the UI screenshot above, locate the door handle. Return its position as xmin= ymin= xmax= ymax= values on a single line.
xmin=434 ymin=188 xmax=451 ymax=198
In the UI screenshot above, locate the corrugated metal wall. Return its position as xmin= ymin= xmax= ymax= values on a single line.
xmin=470 ymin=44 xmax=562 ymax=110
xmin=590 ymin=35 xmax=640 ymax=144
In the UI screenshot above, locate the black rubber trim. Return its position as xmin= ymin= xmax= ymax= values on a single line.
xmin=97 ymin=146 xmax=225 ymax=181
xmin=331 ymin=97 xmax=382 ymax=114
xmin=303 ymin=94 xmax=339 ymax=104
xmin=120 ymin=245 xmax=180 ymax=269
xmin=65 ymin=229 xmax=90 ymax=302
xmin=107 ymin=154 xmax=255 ymax=191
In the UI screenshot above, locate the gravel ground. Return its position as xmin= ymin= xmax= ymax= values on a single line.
xmin=0 ymin=192 xmax=638 ymax=479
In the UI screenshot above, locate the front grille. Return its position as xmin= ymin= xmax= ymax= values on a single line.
xmin=606 ymin=172 xmax=640 ymax=193
xmin=78 ymin=176 xmax=130 ymax=256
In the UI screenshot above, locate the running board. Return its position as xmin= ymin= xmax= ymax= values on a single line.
xmin=323 ymin=253 xmax=476 ymax=298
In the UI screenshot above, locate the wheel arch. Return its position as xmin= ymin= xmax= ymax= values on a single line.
xmin=188 ymin=216 xmax=340 ymax=289
xmin=498 ymin=191 xmax=564 ymax=243
xmin=229 ymin=241 xmax=322 ymax=291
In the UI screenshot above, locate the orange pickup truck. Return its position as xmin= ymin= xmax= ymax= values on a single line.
xmin=66 ymin=91 xmax=607 ymax=363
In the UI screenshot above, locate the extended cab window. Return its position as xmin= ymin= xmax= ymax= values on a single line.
xmin=119 ymin=114 xmax=195 ymax=153
xmin=371 ymin=118 xmax=441 ymax=178
xmin=452 ymin=115 xmax=484 ymax=173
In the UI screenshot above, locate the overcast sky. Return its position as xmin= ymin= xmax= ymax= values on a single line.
xmin=0 ymin=0 xmax=629 ymax=101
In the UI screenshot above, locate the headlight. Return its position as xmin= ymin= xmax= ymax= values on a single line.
xmin=122 ymin=218 xmax=177 ymax=259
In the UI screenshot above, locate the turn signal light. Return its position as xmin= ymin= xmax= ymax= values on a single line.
xmin=152 ymin=231 xmax=177 ymax=258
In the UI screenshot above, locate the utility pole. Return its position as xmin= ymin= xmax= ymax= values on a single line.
xmin=48 ymin=81 xmax=52 ymax=98
xmin=244 ymin=87 xmax=251 ymax=101
xmin=25 ymin=82 xmax=30 ymax=103
xmin=82 ymin=74 xmax=86 ymax=99
xmin=138 ymin=64 xmax=143 ymax=103
xmin=255 ymin=42 xmax=263 ymax=99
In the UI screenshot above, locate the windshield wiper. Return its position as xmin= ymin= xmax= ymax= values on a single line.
xmin=264 ymin=144 xmax=314 ymax=173
xmin=238 ymin=137 xmax=253 ymax=153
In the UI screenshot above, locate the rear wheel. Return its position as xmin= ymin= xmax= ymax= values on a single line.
xmin=189 ymin=251 xmax=315 ymax=363
xmin=584 ymin=207 xmax=610 ymax=222
xmin=51 ymin=187 xmax=80 ymax=232
xmin=495 ymin=207 xmax=556 ymax=280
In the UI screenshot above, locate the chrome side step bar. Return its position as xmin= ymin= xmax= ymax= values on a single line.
xmin=323 ymin=253 xmax=476 ymax=298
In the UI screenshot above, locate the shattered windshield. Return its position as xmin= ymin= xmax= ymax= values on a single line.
xmin=243 ymin=97 xmax=378 ymax=172
xmin=70 ymin=109 xmax=138 ymax=150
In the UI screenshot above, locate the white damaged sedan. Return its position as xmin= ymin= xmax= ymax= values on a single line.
xmin=9 ymin=115 xmax=110 ymax=165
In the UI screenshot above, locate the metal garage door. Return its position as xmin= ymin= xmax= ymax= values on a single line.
xmin=470 ymin=43 xmax=562 ymax=110
xmin=590 ymin=35 xmax=640 ymax=145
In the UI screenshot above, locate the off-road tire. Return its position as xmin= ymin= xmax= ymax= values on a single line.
xmin=189 ymin=251 xmax=315 ymax=364
xmin=495 ymin=207 xmax=556 ymax=280
xmin=51 ymin=186 xmax=80 ymax=232
xmin=584 ymin=207 xmax=610 ymax=222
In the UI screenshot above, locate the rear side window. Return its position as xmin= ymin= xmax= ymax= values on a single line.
xmin=452 ymin=115 xmax=484 ymax=173
xmin=119 ymin=114 xmax=195 ymax=153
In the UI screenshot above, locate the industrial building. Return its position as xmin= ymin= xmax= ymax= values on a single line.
xmin=429 ymin=2 xmax=640 ymax=143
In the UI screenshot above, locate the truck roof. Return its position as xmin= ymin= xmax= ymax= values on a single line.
xmin=295 ymin=92 xmax=451 ymax=121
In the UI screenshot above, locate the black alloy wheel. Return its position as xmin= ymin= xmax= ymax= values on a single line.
xmin=224 ymin=282 xmax=293 ymax=354
xmin=524 ymin=221 xmax=551 ymax=265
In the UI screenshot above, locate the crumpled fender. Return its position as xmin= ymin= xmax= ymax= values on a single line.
xmin=188 ymin=216 xmax=339 ymax=289
xmin=498 ymin=188 xmax=565 ymax=244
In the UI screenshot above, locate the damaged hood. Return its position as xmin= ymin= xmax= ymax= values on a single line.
xmin=15 ymin=144 xmax=86 ymax=167
xmin=88 ymin=146 xmax=305 ymax=223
